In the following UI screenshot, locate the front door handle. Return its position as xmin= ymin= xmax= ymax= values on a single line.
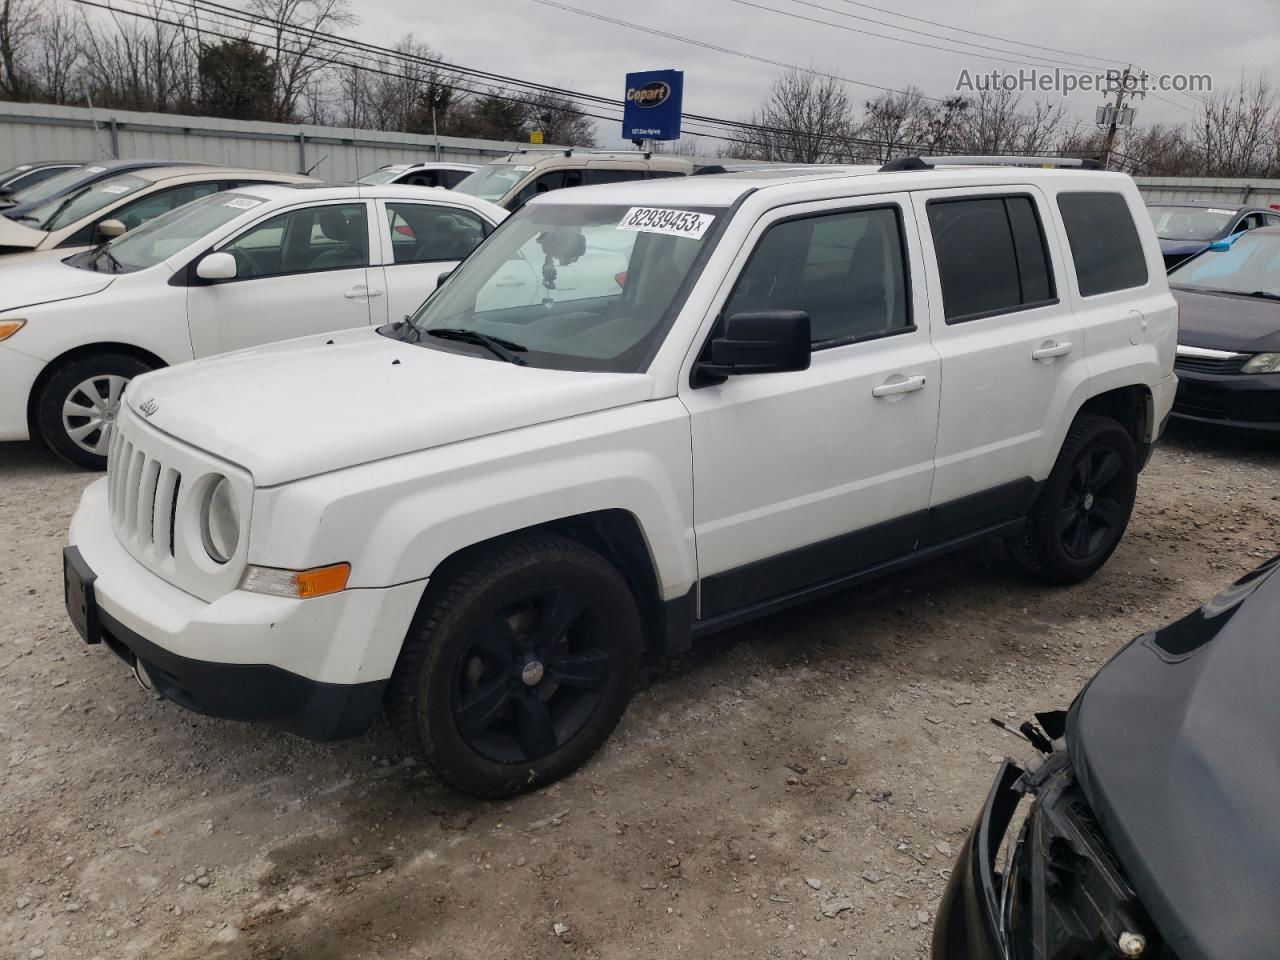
xmin=1031 ymin=341 xmax=1073 ymax=361
xmin=872 ymin=375 xmax=927 ymax=398
xmin=343 ymin=285 xmax=369 ymax=300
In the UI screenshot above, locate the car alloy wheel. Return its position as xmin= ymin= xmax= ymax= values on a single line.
xmin=61 ymin=374 xmax=130 ymax=457
xmin=1059 ymin=445 xmax=1129 ymax=561
xmin=451 ymin=586 xmax=613 ymax=765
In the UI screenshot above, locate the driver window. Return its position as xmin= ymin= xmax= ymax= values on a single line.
xmin=222 ymin=204 xmax=369 ymax=279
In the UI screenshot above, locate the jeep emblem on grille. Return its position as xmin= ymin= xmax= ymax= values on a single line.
xmin=139 ymin=398 xmax=159 ymax=418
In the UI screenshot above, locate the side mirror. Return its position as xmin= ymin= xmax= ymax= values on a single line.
xmin=436 ymin=269 xmax=454 ymax=289
xmin=695 ymin=311 xmax=811 ymax=385
xmin=196 ymin=251 xmax=238 ymax=281
xmin=97 ymin=219 xmax=126 ymax=238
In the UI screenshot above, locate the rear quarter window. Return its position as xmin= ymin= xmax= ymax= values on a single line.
xmin=1056 ymin=192 xmax=1149 ymax=296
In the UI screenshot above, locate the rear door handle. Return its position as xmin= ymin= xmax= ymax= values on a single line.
xmin=1031 ymin=341 xmax=1073 ymax=360
xmin=872 ymin=375 xmax=927 ymax=398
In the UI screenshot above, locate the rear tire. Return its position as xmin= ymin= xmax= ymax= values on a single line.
xmin=35 ymin=352 xmax=153 ymax=470
xmin=387 ymin=535 xmax=642 ymax=798
xmin=1013 ymin=415 xmax=1138 ymax=584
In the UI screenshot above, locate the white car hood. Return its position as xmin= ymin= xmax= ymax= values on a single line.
xmin=0 ymin=215 xmax=47 ymax=252
xmin=0 ymin=254 xmax=115 ymax=310
xmin=127 ymin=327 xmax=655 ymax=485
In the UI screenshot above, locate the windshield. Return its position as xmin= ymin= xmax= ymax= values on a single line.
xmin=2 ymin=165 xmax=97 ymax=213
xmin=23 ymin=174 xmax=149 ymax=232
xmin=454 ymin=163 xmax=532 ymax=202
xmin=1147 ymin=205 xmax=1236 ymax=242
xmin=68 ymin=191 xmax=263 ymax=274
xmin=1168 ymin=231 xmax=1280 ymax=298
xmin=357 ymin=166 xmax=408 ymax=185
xmin=397 ymin=202 xmax=723 ymax=372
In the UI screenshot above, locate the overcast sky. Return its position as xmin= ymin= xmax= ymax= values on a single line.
xmin=359 ymin=0 xmax=1278 ymax=150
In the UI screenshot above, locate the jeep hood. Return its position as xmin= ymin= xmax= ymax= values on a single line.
xmin=1068 ymin=557 xmax=1280 ymax=960
xmin=127 ymin=327 xmax=654 ymax=485
xmin=0 ymin=254 xmax=116 ymax=310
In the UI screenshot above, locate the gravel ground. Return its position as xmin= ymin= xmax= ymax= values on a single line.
xmin=2 ymin=421 xmax=1278 ymax=960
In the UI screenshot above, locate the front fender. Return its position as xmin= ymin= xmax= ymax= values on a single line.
xmin=248 ymin=399 xmax=697 ymax=600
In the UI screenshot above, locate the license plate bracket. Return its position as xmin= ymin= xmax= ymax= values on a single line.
xmin=64 ymin=546 xmax=101 ymax=645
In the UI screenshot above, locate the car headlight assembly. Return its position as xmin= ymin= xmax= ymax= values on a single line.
xmin=1242 ymin=353 xmax=1280 ymax=374
xmin=200 ymin=475 xmax=241 ymax=563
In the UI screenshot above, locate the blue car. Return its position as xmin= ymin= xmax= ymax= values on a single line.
xmin=1146 ymin=200 xmax=1280 ymax=269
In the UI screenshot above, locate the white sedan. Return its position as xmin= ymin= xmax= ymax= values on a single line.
xmin=0 ymin=183 xmax=506 ymax=468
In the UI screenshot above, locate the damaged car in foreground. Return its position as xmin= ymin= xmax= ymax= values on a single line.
xmin=934 ymin=556 xmax=1280 ymax=960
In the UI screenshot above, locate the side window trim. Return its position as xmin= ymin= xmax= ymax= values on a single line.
xmin=716 ymin=201 xmax=917 ymax=354
xmin=925 ymin=192 xmax=1060 ymax=326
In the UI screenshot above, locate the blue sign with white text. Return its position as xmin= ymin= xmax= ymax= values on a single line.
xmin=622 ymin=70 xmax=683 ymax=141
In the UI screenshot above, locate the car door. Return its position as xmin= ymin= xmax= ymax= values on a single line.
xmin=680 ymin=196 xmax=941 ymax=618
xmin=372 ymin=199 xmax=492 ymax=322
xmin=911 ymin=187 xmax=1085 ymax=536
xmin=185 ymin=200 xmax=378 ymax=356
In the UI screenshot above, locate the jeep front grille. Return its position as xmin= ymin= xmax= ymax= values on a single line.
xmin=108 ymin=426 xmax=181 ymax=559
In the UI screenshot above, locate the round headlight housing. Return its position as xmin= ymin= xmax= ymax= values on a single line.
xmin=201 ymin=475 xmax=240 ymax=564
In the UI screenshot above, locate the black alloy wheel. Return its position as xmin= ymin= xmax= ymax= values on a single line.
xmin=1058 ymin=446 xmax=1130 ymax=561
xmin=453 ymin=587 xmax=613 ymax=764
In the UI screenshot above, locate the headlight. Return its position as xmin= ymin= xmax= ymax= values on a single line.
xmin=1242 ymin=353 xmax=1280 ymax=374
xmin=200 ymin=475 xmax=240 ymax=563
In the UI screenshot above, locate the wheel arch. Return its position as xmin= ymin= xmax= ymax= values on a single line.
xmin=407 ymin=509 xmax=682 ymax=661
xmin=26 ymin=341 xmax=167 ymax=435
xmin=1074 ymin=383 xmax=1153 ymax=460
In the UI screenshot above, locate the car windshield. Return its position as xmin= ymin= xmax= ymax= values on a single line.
xmin=67 ymin=191 xmax=263 ymax=274
xmin=357 ymin=166 xmax=408 ymax=185
xmin=453 ymin=163 xmax=532 ymax=202
xmin=1146 ymin=205 xmax=1236 ymax=242
xmin=1168 ymin=231 xmax=1280 ymax=298
xmin=23 ymin=174 xmax=149 ymax=231
xmin=1 ymin=165 xmax=95 ymax=214
xmin=397 ymin=201 xmax=724 ymax=372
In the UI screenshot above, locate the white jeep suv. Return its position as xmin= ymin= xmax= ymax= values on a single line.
xmin=65 ymin=157 xmax=1177 ymax=797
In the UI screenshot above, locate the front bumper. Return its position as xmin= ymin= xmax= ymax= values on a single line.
xmin=66 ymin=478 xmax=426 ymax=741
xmin=933 ymin=751 xmax=1159 ymax=960
xmin=0 ymin=343 xmax=44 ymax=441
xmin=1171 ymin=367 xmax=1280 ymax=431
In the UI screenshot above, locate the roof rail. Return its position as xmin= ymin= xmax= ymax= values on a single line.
xmin=880 ymin=155 xmax=1103 ymax=172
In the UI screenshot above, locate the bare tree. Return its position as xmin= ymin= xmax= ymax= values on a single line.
xmin=30 ymin=1 xmax=84 ymax=105
xmin=1190 ymin=77 xmax=1279 ymax=177
xmin=860 ymin=87 xmax=935 ymax=162
xmin=742 ymin=68 xmax=856 ymax=163
xmin=247 ymin=0 xmax=354 ymax=122
xmin=522 ymin=89 xmax=597 ymax=146
xmin=0 ymin=0 xmax=39 ymax=99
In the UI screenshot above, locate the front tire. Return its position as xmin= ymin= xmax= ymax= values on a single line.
xmin=35 ymin=353 xmax=153 ymax=470
xmin=388 ymin=535 xmax=642 ymax=798
xmin=1014 ymin=415 xmax=1138 ymax=584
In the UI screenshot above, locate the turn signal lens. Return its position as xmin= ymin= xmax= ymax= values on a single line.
xmin=0 ymin=319 xmax=26 ymax=341
xmin=240 ymin=562 xmax=350 ymax=599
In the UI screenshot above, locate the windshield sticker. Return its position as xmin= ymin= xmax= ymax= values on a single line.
xmin=1207 ymin=208 xmax=1236 ymax=216
xmin=512 ymin=165 xmax=534 ymax=173
xmin=86 ymin=166 xmax=106 ymax=173
xmin=224 ymin=196 xmax=261 ymax=209
xmin=99 ymin=184 xmax=131 ymax=194
xmin=619 ymin=207 xmax=715 ymax=240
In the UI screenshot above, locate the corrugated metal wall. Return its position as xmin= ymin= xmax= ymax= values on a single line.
xmin=0 ymin=100 xmax=569 ymax=179
xmin=1135 ymin=176 xmax=1280 ymax=209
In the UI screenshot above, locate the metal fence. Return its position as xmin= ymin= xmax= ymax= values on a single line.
xmin=1134 ymin=176 xmax=1280 ymax=209
xmin=0 ymin=100 xmax=571 ymax=180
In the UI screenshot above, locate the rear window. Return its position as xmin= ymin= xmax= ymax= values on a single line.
xmin=927 ymin=195 xmax=1056 ymax=323
xmin=1057 ymin=192 xmax=1148 ymax=296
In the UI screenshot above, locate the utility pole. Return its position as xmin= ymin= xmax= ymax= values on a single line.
xmin=1098 ymin=65 xmax=1143 ymax=170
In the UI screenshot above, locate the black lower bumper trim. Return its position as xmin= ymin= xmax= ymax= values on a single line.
xmin=97 ymin=607 xmax=386 ymax=742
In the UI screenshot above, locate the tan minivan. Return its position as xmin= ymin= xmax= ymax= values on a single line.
xmin=453 ymin=150 xmax=695 ymax=210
